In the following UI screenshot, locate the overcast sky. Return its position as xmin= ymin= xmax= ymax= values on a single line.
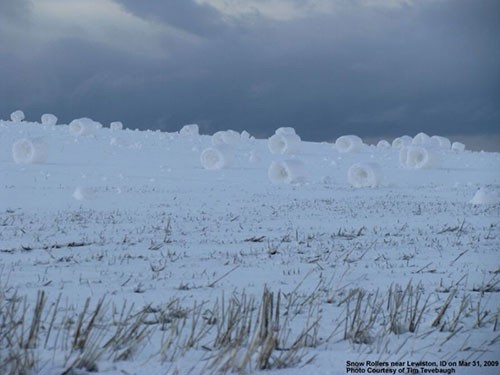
xmin=1 ymin=0 xmax=499 ymax=148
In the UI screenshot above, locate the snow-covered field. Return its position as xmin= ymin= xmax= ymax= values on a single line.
xmin=1 ymin=115 xmax=499 ymax=374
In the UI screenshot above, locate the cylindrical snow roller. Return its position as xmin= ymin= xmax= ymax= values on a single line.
xmin=69 ymin=118 xmax=101 ymax=136
xmin=335 ymin=135 xmax=363 ymax=153
xmin=212 ymin=131 xmax=225 ymax=145
xmin=268 ymin=160 xmax=306 ymax=184
xmin=110 ymin=121 xmax=123 ymax=131
xmin=399 ymin=146 xmax=409 ymax=168
xmin=451 ymin=142 xmax=465 ymax=152
xmin=348 ymin=162 xmax=383 ymax=188
xmin=12 ymin=138 xmax=48 ymax=164
xmin=275 ymin=127 xmax=296 ymax=136
xmin=200 ymin=146 xmax=233 ymax=170
xmin=431 ymin=135 xmax=451 ymax=149
xmin=400 ymin=146 xmax=440 ymax=169
xmin=41 ymin=113 xmax=58 ymax=126
xmin=268 ymin=133 xmax=302 ymax=154
xmin=212 ymin=130 xmax=241 ymax=146
xmin=392 ymin=135 xmax=412 ymax=148
xmin=73 ymin=187 xmax=96 ymax=201
xmin=10 ymin=110 xmax=25 ymax=122
xmin=377 ymin=139 xmax=391 ymax=148
xmin=412 ymin=132 xmax=435 ymax=147
xmin=179 ymin=124 xmax=199 ymax=137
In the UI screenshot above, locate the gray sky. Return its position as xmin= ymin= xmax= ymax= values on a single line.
xmin=1 ymin=0 xmax=499 ymax=149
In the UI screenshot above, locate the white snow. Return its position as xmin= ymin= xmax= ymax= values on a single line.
xmin=268 ymin=159 xmax=306 ymax=184
xmin=110 ymin=121 xmax=123 ymax=131
xmin=211 ymin=129 xmax=241 ymax=146
xmin=392 ymin=135 xmax=412 ymax=148
xmin=275 ymin=126 xmax=297 ymax=136
xmin=41 ymin=113 xmax=58 ymax=126
xmin=412 ymin=132 xmax=434 ymax=147
xmin=179 ymin=123 xmax=199 ymax=137
xmin=69 ymin=117 xmax=102 ymax=136
xmin=452 ymin=141 xmax=466 ymax=152
xmin=200 ymin=145 xmax=233 ymax=169
xmin=376 ymin=139 xmax=391 ymax=148
xmin=335 ymin=134 xmax=363 ymax=153
xmin=10 ymin=109 xmax=25 ymax=122
xmin=72 ymin=186 xmax=96 ymax=201
xmin=469 ymin=187 xmax=500 ymax=205
xmin=348 ymin=162 xmax=383 ymax=188
xmin=12 ymin=138 xmax=48 ymax=164
xmin=268 ymin=133 xmax=302 ymax=154
xmin=0 ymin=117 xmax=499 ymax=375
xmin=240 ymin=130 xmax=252 ymax=142
xmin=400 ymin=146 xmax=441 ymax=169
xmin=248 ymin=149 xmax=260 ymax=163
xmin=431 ymin=135 xmax=451 ymax=149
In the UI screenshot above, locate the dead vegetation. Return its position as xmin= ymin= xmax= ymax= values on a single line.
xmin=1 ymin=273 xmax=498 ymax=374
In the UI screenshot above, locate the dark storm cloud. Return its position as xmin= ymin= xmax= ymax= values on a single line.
xmin=0 ymin=0 xmax=31 ymax=23
xmin=0 ymin=0 xmax=499 ymax=150
xmin=115 ymin=0 xmax=226 ymax=37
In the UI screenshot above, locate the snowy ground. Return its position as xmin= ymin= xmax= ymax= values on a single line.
xmin=1 ymin=118 xmax=499 ymax=374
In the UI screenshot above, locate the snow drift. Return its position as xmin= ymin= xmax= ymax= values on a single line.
xmin=400 ymin=146 xmax=440 ymax=169
xmin=200 ymin=146 xmax=233 ymax=170
xmin=73 ymin=187 xmax=96 ymax=201
xmin=268 ymin=133 xmax=302 ymax=154
xmin=335 ymin=135 xmax=363 ymax=153
xmin=348 ymin=162 xmax=383 ymax=188
xmin=12 ymin=138 xmax=48 ymax=164
xmin=248 ymin=150 xmax=260 ymax=163
xmin=469 ymin=188 xmax=500 ymax=205
xmin=268 ymin=160 xmax=306 ymax=184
